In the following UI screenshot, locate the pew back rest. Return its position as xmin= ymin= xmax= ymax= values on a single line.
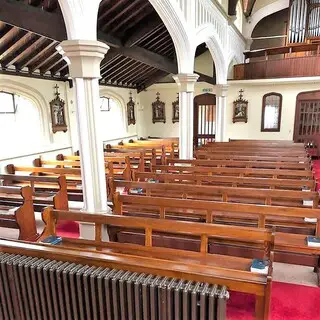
xmin=132 ymin=172 xmax=316 ymax=190
xmin=113 ymin=194 xmax=320 ymax=235
xmin=109 ymin=179 xmax=319 ymax=207
xmin=0 ymin=174 xmax=68 ymax=210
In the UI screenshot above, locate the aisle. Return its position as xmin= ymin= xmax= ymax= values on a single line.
xmin=228 ymin=281 xmax=320 ymax=320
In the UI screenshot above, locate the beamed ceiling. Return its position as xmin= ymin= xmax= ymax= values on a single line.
xmin=0 ymin=0 xmax=213 ymax=91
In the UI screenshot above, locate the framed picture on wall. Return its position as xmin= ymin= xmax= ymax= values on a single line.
xmin=172 ymin=93 xmax=179 ymax=123
xmin=127 ymin=91 xmax=136 ymax=125
xmin=233 ymin=89 xmax=248 ymax=123
xmin=152 ymin=92 xmax=166 ymax=123
xmin=50 ymin=84 xmax=68 ymax=133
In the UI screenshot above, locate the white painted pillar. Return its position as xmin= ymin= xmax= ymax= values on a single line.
xmin=216 ymin=84 xmax=229 ymax=142
xmin=173 ymin=73 xmax=199 ymax=159
xmin=58 ymin=40 xmax=110 ymax=217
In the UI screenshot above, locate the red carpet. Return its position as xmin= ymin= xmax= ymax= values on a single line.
xmin=228 ymin=281 xmax=320 ymax=320
xmin=55 ymin=224 xmax=320 ymax=319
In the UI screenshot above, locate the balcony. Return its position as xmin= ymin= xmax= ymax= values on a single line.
xmin=233 ymin=43 xmax=320 ymax=80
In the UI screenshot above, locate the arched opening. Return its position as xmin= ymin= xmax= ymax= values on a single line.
xmin=194 ymin=93 xmax=216 ymax=147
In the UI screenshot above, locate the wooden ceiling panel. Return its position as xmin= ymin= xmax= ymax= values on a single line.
xmin=0 ymin=0 xmax=180 ymax=88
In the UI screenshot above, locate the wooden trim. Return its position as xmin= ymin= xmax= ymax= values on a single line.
xmin=261 ymin=93 xmax=283 ymax=132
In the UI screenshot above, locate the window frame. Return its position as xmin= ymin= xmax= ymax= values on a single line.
xmin=0 ymin=91 xmax=17 ymax=114
xmin=261 ymin=92 xmax=283 ymax=132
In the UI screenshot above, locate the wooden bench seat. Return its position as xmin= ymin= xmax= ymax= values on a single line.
xmin=38 ymin=208 xmax=273 ymax=319
xmin=194 ymin=151 xmax=310 ymax=163
xmin=167 ymin=159 xmax=310 ymax=170
xmin=0 ymin=186 xmax=37 ymax=240
xmin=112 ymin=194 xmax=320 ymax=281
xmin=133 ymin=171 xmax=316 ymax=190
xmin=109 ymin=179 xmax=319 ymax=208
xmin=152 ymin=164 xmax=314 ymax=180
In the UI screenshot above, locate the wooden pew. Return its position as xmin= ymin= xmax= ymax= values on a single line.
xmin=214 ymin=140 xmax=305 ymax=148
xmin=151 ymin=164 xmax=314 ymax=180
xmin=109 ymin=179 xmax=319 ymax=208
xmin=195 ymin=151 xmax=310 ymax=163
xmin=196 ymin=147 xmax=307 ymax=158
xmin=0 ymin=186 xmax=37 ymax=240
xmin=56 ymin=152 xmax=145 ymax=171
xmin=112 ymin=194 xmax=320 ymax=277
xmin=133 ymin=171 xmax=316 ymax=191
xmin=38 ymin=207 xmax=273 ymax=319
xmin=167 ymin=159 xmax=310 ymax=170
xmin=0 ymin=174 xmax=69 ymax=211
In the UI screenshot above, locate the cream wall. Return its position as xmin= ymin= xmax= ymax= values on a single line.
xmin=0 ymin=74 xmax=73 ymax=162
xmin=225 ymin=80 xmax=320 ymax=140
xmin=194 ymin=51 xmax=214 ymax=77
xmin=0 ymin=74 xmax=139 ymax=170
xmin=138 ymin=82 xmax=216 ymax=138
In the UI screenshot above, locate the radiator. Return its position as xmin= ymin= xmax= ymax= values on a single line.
xmin=0 ymin=252 xmax=229 ymax=320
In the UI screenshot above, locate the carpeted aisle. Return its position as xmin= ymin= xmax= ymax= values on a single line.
xmin=56 ymin=222 xmax=320 ymax=319
xmin=228 ymin=281 xmax=320 ymax=320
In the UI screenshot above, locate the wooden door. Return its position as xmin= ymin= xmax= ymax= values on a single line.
xmin=293 ymin=90 xmax=320 ymax=142
xmin=194 ymin=93 xmax=216 ymax=147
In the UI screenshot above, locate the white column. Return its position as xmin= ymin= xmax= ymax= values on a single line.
xmin=216 ymin=84 xmax=229 ymax=142
xmin=58 ymin=40 xmax=110 ymax=216
xmin=173 ymin=73 xmax=199 ymax=159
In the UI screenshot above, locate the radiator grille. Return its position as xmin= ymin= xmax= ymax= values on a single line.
xmin=0 ymin=252 xmax=229 ymax=320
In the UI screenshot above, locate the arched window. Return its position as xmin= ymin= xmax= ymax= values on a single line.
xmin=99 ymin=95 xmax=125 ymax=139
xmin=0 ymin=92 xmax=43 ymax=153
xmin=261 ymin=93 xmax=282 ymax=132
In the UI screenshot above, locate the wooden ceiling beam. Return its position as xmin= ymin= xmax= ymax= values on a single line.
xmin=0 ymin=0 xmax=121 ymax=48
xmin=112 ymin=61 xmax=143 ymax=83
xmin=17 ymin=39 xmax=56 ymax=70
xmin=120 ymin=64 xmax=151 ymax=84
xmin=98 ymin=0 xmax=127 ymax=26
xmin=111 ymin=1 xmax=151 ymax=33
xmin=29 ymin=49 xmax=58 ymax=72
xmin=51 ymin=60 xmax=68 ymax=75
xmin=115 ymin=46 xmax=177 ymax=74
xmin=102 ymin=57 xmax=133 ymax=80
xmin=1 ymin=34 xmax=42 ymax=67
xmin=137 ymin=70 xmax=168 ymax=92
xmin=0 ymin=30 xmax=30 ymax=61
xmin=100 ymin=0 xmax=145 ymax=32
xmin=123 ymin=15 xmax=163 ymax=47
xmin=0 ymin=0 xmax=66 ymax=41
xmin=28 ymin=0 xmax=42 ymax=6
xmin=196 ymin=72 xmax=216 ymax=85
xmin=42 ymin=0 xmax=58 ymax=12
xmin=40 ymin=55 xmax=63 ymax=74
xmin=126 ymin=66 xmax=156 ymax=84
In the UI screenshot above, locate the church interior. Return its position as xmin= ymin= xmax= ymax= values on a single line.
xmin=0 ymin=0 xmax=320 ymax=319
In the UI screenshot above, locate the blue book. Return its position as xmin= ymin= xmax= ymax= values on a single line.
xmin=130 ymin=188 xmax=143 ymax=194
xmin=41 ymin=236 xmax=62 ymax=245
xmin=250 ymin=259 xmax=269 ymax=274
xmin=147 ymin=179 xmax=159 ymax=183
xmin=306 ymin=236 xmax=320 ymax=247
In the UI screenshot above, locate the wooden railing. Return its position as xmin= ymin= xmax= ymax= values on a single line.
xmin=234 ymin=43 xmax=320 ymax=80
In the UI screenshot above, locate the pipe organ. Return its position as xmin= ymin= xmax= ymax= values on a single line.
xmin=288 ymin=0 xmax=320 ymax=43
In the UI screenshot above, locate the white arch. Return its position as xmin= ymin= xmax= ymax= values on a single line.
xmin=0 ymin=78 xmax=52 ymax=143
xmin=57 ymin=0 xmax=101 ymax=40
xmin=194 ymin=24 xmax=228 ymax=84
xmin=148 ymin=0 xmax=195 ymax=73
xmin=243 ymin=0 xmax=289 ymax=38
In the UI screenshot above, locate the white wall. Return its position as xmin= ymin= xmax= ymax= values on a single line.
xmin=225 ymin=80 xmax=320 ymax=140
xmin=194 ymin=51 xmax=214 ymax=77
xmin=138 ymin=82 xmax=216 ymax=138
xmin=0 ymin=75 xmax=73 ymax=163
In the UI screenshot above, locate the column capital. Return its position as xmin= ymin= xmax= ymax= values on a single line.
xmin=216 ymin=84 xmax=229 ymax=97
xmin=172 ymin=73 xmax=199 ymax=92
xmin=58 ymin=40 xmax=109 ymax=78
